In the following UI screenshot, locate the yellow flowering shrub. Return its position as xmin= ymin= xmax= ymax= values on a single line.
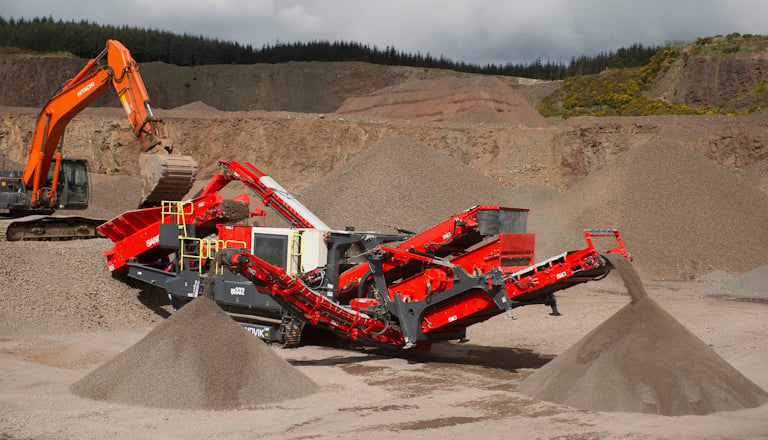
xmin=539 ymin=46 xmax=707 ymax=117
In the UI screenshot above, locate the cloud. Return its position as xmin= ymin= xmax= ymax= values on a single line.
xmin=4 ymin=0 xmax=768 ymax=65
xmin=277 ymin=5 xmax=323 ymax=33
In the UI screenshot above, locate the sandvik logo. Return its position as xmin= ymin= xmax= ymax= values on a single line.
xmin=145 ymin=235 xmax=159 ymax=247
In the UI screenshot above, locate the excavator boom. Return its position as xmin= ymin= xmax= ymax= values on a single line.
xmin=1 ymin=40 xmax=197 ymax=240
xmin=22 ymin=59 xmax=112 ymax=206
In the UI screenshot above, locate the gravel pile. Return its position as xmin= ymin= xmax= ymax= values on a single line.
xmin=519 ymin=253 xmax=768 ymax=416
xmin=72 ymin=297 xmax=318 ymax=410
xmin=0 ymin=238 xmax=166 ymax=331
xmin=300 ymin=135 xmax=578 ymax=257
xmin=171 ymin=101 xmax=222 ymax=113
xmin=57 ymin=173 xmax=143 ymax=220
xmin=336 ymin=76 xmax=550 ymax=127
xmin=720 ymin=264 xmax=768 ymax=296
xmin=543 ymin=138 xmax=768 ymax=280
xmin=0 ymin=172 xmax=158 ymax=332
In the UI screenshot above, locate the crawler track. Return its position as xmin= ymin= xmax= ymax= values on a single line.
xmin=0 ymin=215 xmax=106 ymax=241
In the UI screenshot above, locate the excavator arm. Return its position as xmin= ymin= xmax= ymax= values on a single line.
xmin=20 ymin=39 xmax=196 ymax=209
xmin=100 ymin=40 xmax=169 ymax=152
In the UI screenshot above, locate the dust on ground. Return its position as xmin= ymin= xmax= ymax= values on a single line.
xmin=1 ymin=285 xmax=767 ymax=440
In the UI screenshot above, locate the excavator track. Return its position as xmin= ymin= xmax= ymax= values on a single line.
xmin=0 ymin=219 xmax=8 ymax=242
xmin=138 ymin=153 xmax=198 ymax=208
xmin=0 ymin=215 xmax=106 ymax=242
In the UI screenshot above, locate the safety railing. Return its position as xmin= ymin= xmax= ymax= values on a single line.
xmin=161 ymin=200 xmax=247 ymax=274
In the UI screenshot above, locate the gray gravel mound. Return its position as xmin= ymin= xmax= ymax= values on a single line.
xmin=72 ymin=297 xmax=318 ymax=410
xmin=721 ymin=265 xmax=768 ymax=296
xmin=519 ymin=254 xmax=768 ymax=416
xmin=0 ymin=238 xmax=166 ymax=332
xmin=301 ymin=135 xmax=579 ymax=257
xmin=0 ymin=173 xmax=160 ymax=333
xmin=544 ymin=138 xmax=768 ymax=280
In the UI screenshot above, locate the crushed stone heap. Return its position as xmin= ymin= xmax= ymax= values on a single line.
xmin=71 ymin=297 xmax=318 ymax=410
xmin=720 ymin=264 xmax=768 ymax=296
xmin=543 ymin=139 xmax=768 ymax=280
xmin=301 ymin=135 xmax=577 ymax=257
xmin=301 ymin=136 xmax=517 ymax=232
xmin=336 ymin=76 xmax=550 ymax=127
xmin=519 ymin=253 xmax=768 ymax=416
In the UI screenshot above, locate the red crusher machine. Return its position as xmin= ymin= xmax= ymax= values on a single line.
xmin=100 ymin=160 xmax=630 ymax=349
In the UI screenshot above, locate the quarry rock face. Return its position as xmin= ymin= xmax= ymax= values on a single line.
xmin=652 ymin=53 xmax=768 ymax=110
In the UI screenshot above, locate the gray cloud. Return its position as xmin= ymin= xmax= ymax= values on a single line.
xmin=4 ymin=0 xmax=768 ymax=65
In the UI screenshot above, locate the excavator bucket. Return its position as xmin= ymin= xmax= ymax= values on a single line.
xmin=138 ymin=153 xmax=198 ymax=208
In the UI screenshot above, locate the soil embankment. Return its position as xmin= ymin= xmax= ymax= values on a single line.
xmin=336 ymin=76 xmax=550 ymax=127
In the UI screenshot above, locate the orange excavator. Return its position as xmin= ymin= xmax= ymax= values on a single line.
xmin=0 ymin=40 xmax=198 ymax=240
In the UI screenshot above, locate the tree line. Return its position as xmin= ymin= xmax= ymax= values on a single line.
xmin=0 ymin=16 xmax=662 ymax=80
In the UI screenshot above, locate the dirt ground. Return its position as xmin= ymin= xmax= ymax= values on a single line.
xmin=1 ymin=281 xmax=767 ymax=440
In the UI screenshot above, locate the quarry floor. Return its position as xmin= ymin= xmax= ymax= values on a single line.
xmin=1 ymin=283 xmax=767 ymax=440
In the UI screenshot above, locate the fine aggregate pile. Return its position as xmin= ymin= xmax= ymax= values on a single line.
xmin=720 ymin=264 xmax=768 ymax=296
xmin=301 ymin=135 xmax=579 ymax=258
xmin=519 ymin=253 xmax=768 ymax=416
xmin=543 ymin=138 xmax=768 ymax=280
xmin=0 ymin=238 xmax=165 ymax=332
xmin=336 ymin=76 xmax=550 ymax=127
xmin=72 ymin=297 xmax=318 ymax=410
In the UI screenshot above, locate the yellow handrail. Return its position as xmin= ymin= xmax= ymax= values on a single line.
xmin=161 ymin=200 xmax=249 ymax=274
xmin=161 ymin=200 xmax=194 ymax=225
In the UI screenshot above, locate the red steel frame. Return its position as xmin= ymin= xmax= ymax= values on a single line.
xmin=337 ymin=206 xmax=531 ymax=298
xmin=99 ymin=191 xmax=252 ymax=272
xmin=227 ymin=251 xmax=406 ymax=346
xmin=98 ymin=158 xmax=631 ymax=349
xmin=207 ymin=160 xmax=326 ymax=229
xmin=98 ymin=159 xmax=321 ymax=273
xmin=223 ymin=207 xmax=630 ymax=348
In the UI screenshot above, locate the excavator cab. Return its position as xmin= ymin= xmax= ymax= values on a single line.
xmin=47 ymin=158 xmax=90 ymax=210
xmin=0 ymin=157 xmax=88 ymax=215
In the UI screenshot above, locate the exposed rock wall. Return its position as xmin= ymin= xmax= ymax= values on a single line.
xmin=0 ymin=55 xmax=492 ymax=113
xmin=2 ymin=109 xmax=767 ymax=195
xmin=652 ymin=52 xmax=768 ymax=111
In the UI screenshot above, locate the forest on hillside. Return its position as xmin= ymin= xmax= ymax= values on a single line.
xmin=0 ymin=16 xmax=662 ymax=80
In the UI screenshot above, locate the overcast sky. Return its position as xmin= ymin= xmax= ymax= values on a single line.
xmin=5 ymin=0 xmax=768 ymax=65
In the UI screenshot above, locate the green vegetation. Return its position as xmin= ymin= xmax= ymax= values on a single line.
xmin=0 ymin=16 xmax=659 ymax=80
xmin=539 ymin=32 xmax=768 ymax=117
xmin=537 ymin=31 xmax=768 ymax=118
xmin=691 ymin=33 xmax=768 ymax=56
xmin=539 ymin=47 xmax=709 ymax=117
